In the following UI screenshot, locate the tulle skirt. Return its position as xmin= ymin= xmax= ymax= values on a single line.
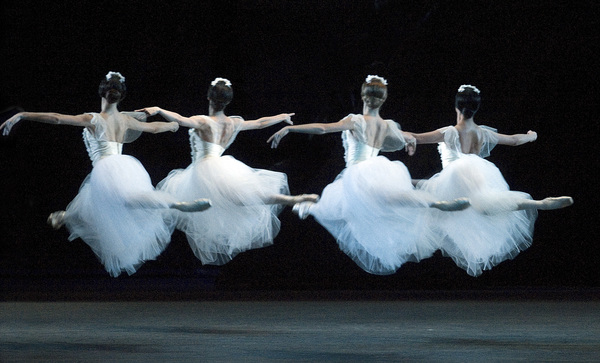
xmin=309 ymin=156 xmax=439 ymax=275
xmin=158 ymin=155 xmax=289 ymax=265
xmin=65 ymin=155 xmax=176 ymax=277
xmin=418 ymin=154 xmax=537 ymax=276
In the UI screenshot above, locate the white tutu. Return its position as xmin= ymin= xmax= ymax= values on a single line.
xmin=158 ymin=155 xmax=289 ymax=265
xmin=65 ymin=155 xmax=176 ymax=277
xmin=418 ymin=154 xmax=537 ymax=276
xmin=310 ymin=156 xmax=438 ymax=275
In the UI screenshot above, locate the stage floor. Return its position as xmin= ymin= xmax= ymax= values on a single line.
xmin=1 ymin=300 xmax=599 ymax=362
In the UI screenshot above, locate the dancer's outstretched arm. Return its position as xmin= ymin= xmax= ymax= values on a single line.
xmin=1 ymin=112 xmax=94 ymax=135
xmin=240 ymin=113 xmax=294 ymax=131
xmin=136 ymin=107 xmax=209 ymax=130
xmin=124 ymin=113 xmax=179 ymax=134
xmin=408 ymin=129 xmax=537 ymax=147
xmin=494 ymin=130 xmax=537 ymax=146
xmin=407 ymin=130 xmax=444 ymax=145
xmin=268 ymin=116 xmax=354 ymax=148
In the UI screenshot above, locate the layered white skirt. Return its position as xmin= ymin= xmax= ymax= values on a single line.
xmin=309 ymin=156 xmax=438 ymax=275
xmin=65 ymin=155 xmax=176 ymax=277
xmin=158 ymin=155 xmax=289 ymax=265
xmin=418 ymin=154 xmax=537 ymax=276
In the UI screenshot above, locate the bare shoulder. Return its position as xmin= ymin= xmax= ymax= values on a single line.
xmin=187 ymin=115 xmax=213 ymax=129
xmin=69 ymin=112 xmax=95 ymax=126
xmin=121 ymin=111 xmax=147 ymax=123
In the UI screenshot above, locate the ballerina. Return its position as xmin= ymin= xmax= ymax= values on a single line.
xmin=409 ymin=84 xmax=573 ymax=276
xmin=0 ymin=71 xmax=211 ymax=277
xmin=268 ymin=75 xmax=469 ymax=275
xmin=136 ymin=77 xmax=318 ymax=265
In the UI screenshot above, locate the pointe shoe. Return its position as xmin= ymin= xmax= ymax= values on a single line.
xmin=172 ymin=199 xmax=212 ymax=212
xmin=47 ymin=211 xmax=66 ymax=230
xmin=430 ymin=197 xmax=471 ymax=212
xmin=292 ymin=201 xmax=314 ymax=220
xmin=541 ymin=196 xmax=574 ymax=210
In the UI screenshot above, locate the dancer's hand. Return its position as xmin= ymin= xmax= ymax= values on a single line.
xmin=277 ymin=113 xmax=294 ymax=125
xmin=405 ymin=134 xmax=417 ymax=156
xmin=268 ymin=127 xmax=289 ymax=148
xmin=135 ymin=107 xmax=161 ymax=116
xmin=527 ymin=130 xmax=537 ymax=142
xmin=0 ymin=113 xmax=22 ymax=136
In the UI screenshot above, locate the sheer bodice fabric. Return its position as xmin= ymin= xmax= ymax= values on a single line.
xmin=64 ymin=113 xmax=176 ymax=277
xmin=309 ymin=114 xmax=438 ymax=275
xmin=190 ymin=135 xmax=225 ymax=161
xmin=83 ymin=128 xmax=123 ymax=165
xmin=342 ymin=131 xmax=380 ymax=166
xmin=158 ymin=116 xmax=289 ymax=265
xmin=189 ymin=115 xmax=241 ymax=161
xmin=437 ymin=125 xmax=498 ymax=168
xmin=418 ymin=125 xmax=537 ymax=276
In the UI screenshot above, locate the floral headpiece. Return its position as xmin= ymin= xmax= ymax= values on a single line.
xmin=106 ymin=71 xmax=125 ymax=83
xmin=211 ymin=77 xmax=232 ymax=87
xmin=458 ymin=84 xmax=480 ymax=94
xmin=365 ymin=75 xmax=388 ymax=86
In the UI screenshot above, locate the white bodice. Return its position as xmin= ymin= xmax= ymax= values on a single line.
xmin=83 ymin=129 xmax=123 ymax=164
xmin=187 ymin=116 xmax=245 ymax=163
xmin=342 ymin=114 xmax=407 ymax=167
xmin=189 ymin=129 xmax=226 ymax=162
xmin=342 ymin=131 xmax=380 ymax=166
xmin=83 ymin=113 xmax=123 ymax=165
xmin=437 ymin=125 xmax=498 ymax=168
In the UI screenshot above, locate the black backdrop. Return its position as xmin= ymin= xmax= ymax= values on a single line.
xmin=1 ymin=1 xmax=598 ymax=297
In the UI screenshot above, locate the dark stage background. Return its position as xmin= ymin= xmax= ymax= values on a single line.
xmin=1 ymin=1 xmax=598 ymax=299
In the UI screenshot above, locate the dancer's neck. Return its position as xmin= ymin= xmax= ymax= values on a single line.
xmin=363 ymin=104 xmax=380 ymax=117
xmin=455 ymin=111 xmax=475 ymax=128
xmin=208 ymin=104 xmax=226 ymax=117
xmin=101 ymin=98 xmax=119 ymax=114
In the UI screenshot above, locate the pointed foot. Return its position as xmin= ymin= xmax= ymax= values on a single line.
xmin=292 ymin=201 xmax=315 ymax=220
xmin=540 ymin=196 xmax=573 ymax=210
xmin=47 ymin=211 xmax=66 ymax=230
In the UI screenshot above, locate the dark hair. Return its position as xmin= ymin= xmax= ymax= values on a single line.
xmin=455 ymin=86 xmax=481 ymax=119
xmin=98 ymin=74 xmax=127 ymax=104
xmin=361 ymin=79 xmax=388 ymax=109
xmin=207 ymin=81 xmax=233 ymax=112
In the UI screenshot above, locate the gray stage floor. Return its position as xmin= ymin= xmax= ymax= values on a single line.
xmin=1 ymin=300 xmax=599 ymax=362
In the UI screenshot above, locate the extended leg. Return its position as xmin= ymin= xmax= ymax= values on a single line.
xmin=430 ymin=198 xmax=471 ymax=211
xmin=126 ymin=192 xmax=212 ymax=212
xmin=266 ymin=194 xmax=320 ymax=206
xmin=170 ymin=199 xmax=212 ymax=212
xmin=517 ymin=196 xmax=573 ymax=211
xmin=390 ymin=190 xmax=471 ymax=212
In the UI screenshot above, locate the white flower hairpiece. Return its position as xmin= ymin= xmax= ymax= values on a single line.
xmin=106 ymin=71 xmax=125 ymax=83
xmin=458 ymin=84 xmax=480 ymax=94
xmin=365 ymin=75 xmax=388 ymax=86
xmin=211 ymin=77 xmax=232 ymax=87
